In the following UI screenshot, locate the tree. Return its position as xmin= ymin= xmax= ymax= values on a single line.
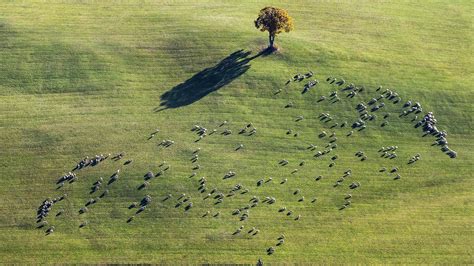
xmin=254 ymin=7 xmax=294 ymax=50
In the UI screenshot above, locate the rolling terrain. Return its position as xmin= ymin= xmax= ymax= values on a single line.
xmin=0 ymin=0 xmax=473 ymax=264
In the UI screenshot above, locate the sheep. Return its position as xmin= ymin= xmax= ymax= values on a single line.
xmin=267 ymin=246 xmax=275 ymax=255
xmin=277 ymin=239 xmax=285 ymax=246
xmin=349 ymin=182 xmax=361 ymax=189
xmin=45 ymin=226 xmax=55 ymax=235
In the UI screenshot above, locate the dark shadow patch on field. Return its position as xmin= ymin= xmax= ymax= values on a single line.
xmin=156 ymin=48 xmax=270 ymax=111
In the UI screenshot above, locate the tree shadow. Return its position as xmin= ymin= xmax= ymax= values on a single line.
xmin=155 ymin=48 xmax=270 ymax=111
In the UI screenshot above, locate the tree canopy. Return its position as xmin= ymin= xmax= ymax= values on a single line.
xmin=254 ymin=7 xmax=294 ymax=49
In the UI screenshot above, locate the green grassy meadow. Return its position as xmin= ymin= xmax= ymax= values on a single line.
xmin=0 ymin=0 xmax=473 ymax=264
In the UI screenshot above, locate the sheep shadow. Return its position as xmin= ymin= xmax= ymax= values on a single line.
xmin=155 ymin=48 xmax=270 ymax=111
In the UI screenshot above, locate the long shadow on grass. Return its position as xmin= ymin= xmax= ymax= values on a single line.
xmin=156 ymin=48 xmax=270 ymax=111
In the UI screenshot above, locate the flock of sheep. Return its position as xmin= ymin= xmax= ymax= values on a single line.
xmin=35 ymin=70 xmax=456 ymax=264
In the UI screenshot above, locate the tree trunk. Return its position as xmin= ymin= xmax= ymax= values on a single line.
xmin=268 ymin=33 xmax=275 ymax=49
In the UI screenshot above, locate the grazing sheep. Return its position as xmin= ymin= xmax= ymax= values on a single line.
xmin=349 ymin=182 xmax=361 ymax=189
xmin=79 ymin=207 xmax=88 ymax=214
xmin=184 ymin=202 xmax=193 ymax=211
xmin=277 ymin=239 xmax=285 ymax=246
xmin=99 ymin=189 xmax=109 ymax=198
xmin=79 ymin=221 xmax=88 ymax=228
xmin=267 ymin=246 xmax=275 ymax=255
xmin=45 ymin=226 xmax=55 ymax=235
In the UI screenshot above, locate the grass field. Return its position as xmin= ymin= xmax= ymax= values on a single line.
xmin=0 ymin=0 xmax=473 ymax=264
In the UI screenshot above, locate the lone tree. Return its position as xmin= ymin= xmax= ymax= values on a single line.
xmin=254 ymin=7 xmax=294 ymax=50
